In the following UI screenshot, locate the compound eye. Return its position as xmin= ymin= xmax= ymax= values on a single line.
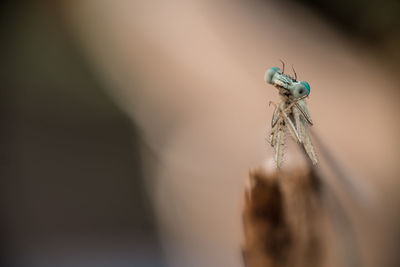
xmin=264 ymin=67 xmax=281 ymax=84
xmin=300 ymin=81 xmax=310 ymax=95
xmin=292 ymin=82 xmax=310 ymax=99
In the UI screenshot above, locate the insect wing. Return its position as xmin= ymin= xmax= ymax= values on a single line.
xmin=295 ymin=100 xmax=313 ymax=125
xmin=293 ymin=101 xmax=318 ymax=165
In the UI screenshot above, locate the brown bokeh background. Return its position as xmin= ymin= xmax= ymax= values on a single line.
xmin=1 ymin=1 xmax=400 ymax=266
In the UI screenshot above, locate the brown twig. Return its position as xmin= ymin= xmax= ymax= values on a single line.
xmin=242 ymin=168 xmax=324 ymax=267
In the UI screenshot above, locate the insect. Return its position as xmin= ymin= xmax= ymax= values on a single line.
xmin=265 ymin=62 xmax=317 ymax=168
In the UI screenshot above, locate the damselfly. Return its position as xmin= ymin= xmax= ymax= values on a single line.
xmin=265 ymin=62 xmax=317 ymax=168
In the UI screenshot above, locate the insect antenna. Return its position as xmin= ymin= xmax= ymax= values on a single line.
xmin=291 ymin=65 xmax=297 ymax=81
xmin=279 ymin=59 xmax=285 ymax=73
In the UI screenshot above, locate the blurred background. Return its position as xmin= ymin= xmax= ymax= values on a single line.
xmin=1 ymin=0 xmax=400 ymax=266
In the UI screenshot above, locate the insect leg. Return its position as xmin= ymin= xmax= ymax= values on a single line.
xmin=269 ymin=101 xmax=280 ymax=128
xmin=278 ymin=105 xmax=301 ymax=143
xmin=268 ymin=132 xmax=274 ymax=146
xmin=269 ymin=116 xmax=282 ymax=147
xmin=274 ymin=123 xmax=285 ymax=169
xmin=268 ymin=128 xmax=275 ymax=146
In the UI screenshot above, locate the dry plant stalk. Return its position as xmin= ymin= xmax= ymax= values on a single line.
xmin=242 ymin=168 xmax=324 ymax=267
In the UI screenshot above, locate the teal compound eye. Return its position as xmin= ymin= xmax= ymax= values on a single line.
xmin=290 ymin=81 xmax=310 ymax=99
xmin=264 ymin=67 xmax=281 ymax=84
xmin=300 ymin=81 xmax=310 ymax=95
